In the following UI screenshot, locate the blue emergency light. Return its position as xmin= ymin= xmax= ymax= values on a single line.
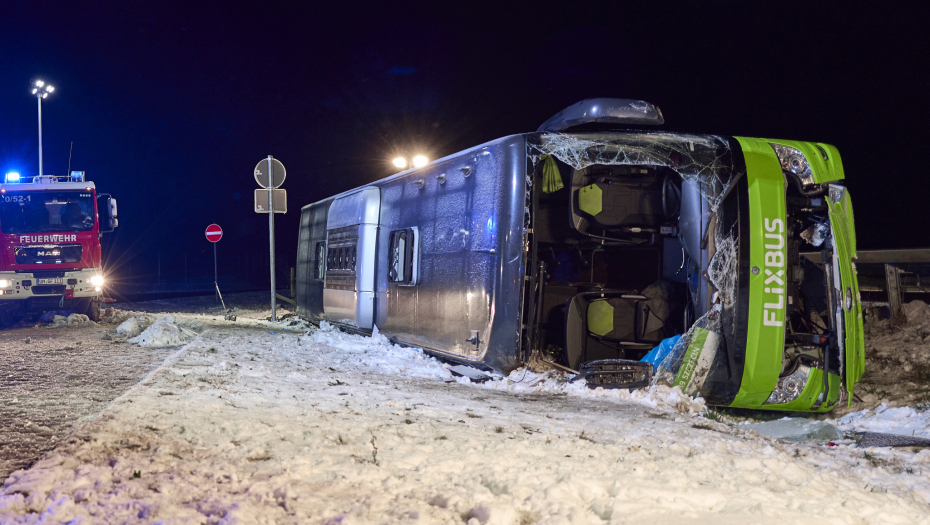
xmin=70 ymin=171 xmax=85 ymax=182
xmin=4 ymin=172 xmax=20 ymax=183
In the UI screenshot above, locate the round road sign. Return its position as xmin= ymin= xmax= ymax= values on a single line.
xmin=254 ymin=158 xmax=286 ymax=189
xmin=205 ymin=223 xmax=223 ymax=243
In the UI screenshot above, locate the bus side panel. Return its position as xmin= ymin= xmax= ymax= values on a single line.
xmin=378 ymin=152 xmax=495 ymax=356
xmin=296 ymin=201 xmax=331 ymax=319
xmin=374 ymin=135 xmax=528 ymax=373
xmin=376 ymin=178 xmax=419 ymax=340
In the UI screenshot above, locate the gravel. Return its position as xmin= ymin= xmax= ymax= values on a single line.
xmin=0 ymin=291 xmax=278 ymax=480
xmin=0 ymin=324 xmax=178 ymax=478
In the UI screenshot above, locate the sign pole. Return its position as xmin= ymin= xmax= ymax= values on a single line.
xmin=205 ymin=224 xmax=224 ymax=302
xmin=268 ymin=155 xmax=276 ymax=321
xmin=37 ymin=96 xmax=43 ymax=176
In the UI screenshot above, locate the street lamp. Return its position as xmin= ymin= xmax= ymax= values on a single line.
xmin=31 ymin=80 xmax=54 ymax=176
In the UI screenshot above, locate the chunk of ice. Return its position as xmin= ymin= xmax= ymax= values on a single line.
xmin=744 ymin=417 xmax=842 ymax=442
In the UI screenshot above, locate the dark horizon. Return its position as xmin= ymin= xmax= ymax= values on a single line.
xmin=1 ymin=2 xmax=926 ymax=282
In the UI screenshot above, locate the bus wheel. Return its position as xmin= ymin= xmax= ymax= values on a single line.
xmin=84 ymin=299 xmax=102 ymax=322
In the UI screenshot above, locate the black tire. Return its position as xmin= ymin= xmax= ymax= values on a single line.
xmin=84 ymin=298 xmax=101 ymax=322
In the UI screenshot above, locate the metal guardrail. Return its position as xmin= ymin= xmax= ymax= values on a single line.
xmin=803 ymin=248 xmax=930 ymax=320
xmin=802 ymin=248 xmax=930 ymax=264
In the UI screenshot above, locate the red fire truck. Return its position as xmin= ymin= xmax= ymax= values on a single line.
xmin=0 ymin=171 xmax=117 ymax=325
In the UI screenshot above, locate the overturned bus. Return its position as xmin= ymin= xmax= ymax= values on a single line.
xmin=295 ymin=98 xmax=864 ymax=412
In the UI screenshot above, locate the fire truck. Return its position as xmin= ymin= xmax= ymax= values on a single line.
xmin=0 ymin=171 xmax=117 ymax=325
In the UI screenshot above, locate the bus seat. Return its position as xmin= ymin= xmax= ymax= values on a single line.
xmin=563 ymin=281 xmax=673 ymax=370
xmin=587 ymin=297 xmax=637 ymax=340
xmin=570 ymin=166 xmax=679 ymax=243
xmin=577 ymin=181 xmax=664 ymax=229
xmin=564 ymin=290 xmax=653 ymax=370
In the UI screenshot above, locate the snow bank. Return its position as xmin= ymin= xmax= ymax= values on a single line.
xmin=305 ymin=321 xmax=454 ymax=381
xmin=481 ymin=369 xmax=707 ymax=414
xmin=304 ymin=322 xmax=707 ymax=414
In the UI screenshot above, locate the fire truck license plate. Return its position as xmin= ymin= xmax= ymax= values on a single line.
xmin=38 ymin=278 xmax=63 ymax=285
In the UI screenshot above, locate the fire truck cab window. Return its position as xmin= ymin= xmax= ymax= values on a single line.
xmin=0 ymin=191 xmax=95 ymax=234
xmin=388 ymin=228 xmax=418 ymax=285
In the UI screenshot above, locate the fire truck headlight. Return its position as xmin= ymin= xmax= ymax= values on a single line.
xmin=0 ymin=279 xmax=10 ymax=287
xmin=90 ymin=275 xmax=104 ymax=287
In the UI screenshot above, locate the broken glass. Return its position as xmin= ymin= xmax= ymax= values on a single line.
xmin=527 ymin=132 xmax=737 ymax=212
xmin=648 ymin=219 xmax=739 ymax=396
xmin=526 ymin=132 xmax=742 ymax=396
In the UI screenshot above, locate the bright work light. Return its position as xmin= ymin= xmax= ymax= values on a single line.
xmin=412 ymin=155 xmax=428 ymax=168
xmin=392 ymin=157 xmax=407 ymax=169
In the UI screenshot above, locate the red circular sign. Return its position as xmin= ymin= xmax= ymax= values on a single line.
xmin=205 ymin=223 xmax=223 ymax=243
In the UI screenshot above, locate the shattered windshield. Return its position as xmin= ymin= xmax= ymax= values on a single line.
xmin=0 ymin=191 xmax=96 ymax=234
xmin=528 ymin=131 xmax=736 ymax=210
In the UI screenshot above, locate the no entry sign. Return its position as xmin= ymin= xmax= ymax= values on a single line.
xmin=205 ymin=224 xmax=223 ymax=243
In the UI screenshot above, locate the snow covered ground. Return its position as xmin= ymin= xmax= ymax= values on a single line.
xmin=0 ymin=316 xmax=180 ymax=478
xmin=1 ymin=297 xmax=930 ymax=524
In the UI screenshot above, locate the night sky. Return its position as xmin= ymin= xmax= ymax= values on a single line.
xmin=1 ymin=2 xmax=926 ymax=283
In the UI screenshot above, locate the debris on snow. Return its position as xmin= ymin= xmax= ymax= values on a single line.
xmin=834 ymin=403 xmax=930 ymax=442
xmin=743 ymin=417 xmax=843 ymax=443
xmin=853 ymin=300 xmax=930 ymax=413
xmin=904 ymin=300 xmax=930 ymax=338
xmin=129 ymin=316 xmax=200 ymax=347
xmin=857 ymin=432 xmax=930 ymax=448
xmin=38 ymin=310 xmax=74 ymax=323
xmin=115 ymin=315 xmax=152 ymax=337
xmin=48 ymin=313 xmax=94 ymax=328
xmin=448 ymin=365 xmax=495 ymax=382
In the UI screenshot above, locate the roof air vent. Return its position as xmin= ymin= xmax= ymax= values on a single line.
xmin=537 ymin=98 xmax=664 ymax=132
